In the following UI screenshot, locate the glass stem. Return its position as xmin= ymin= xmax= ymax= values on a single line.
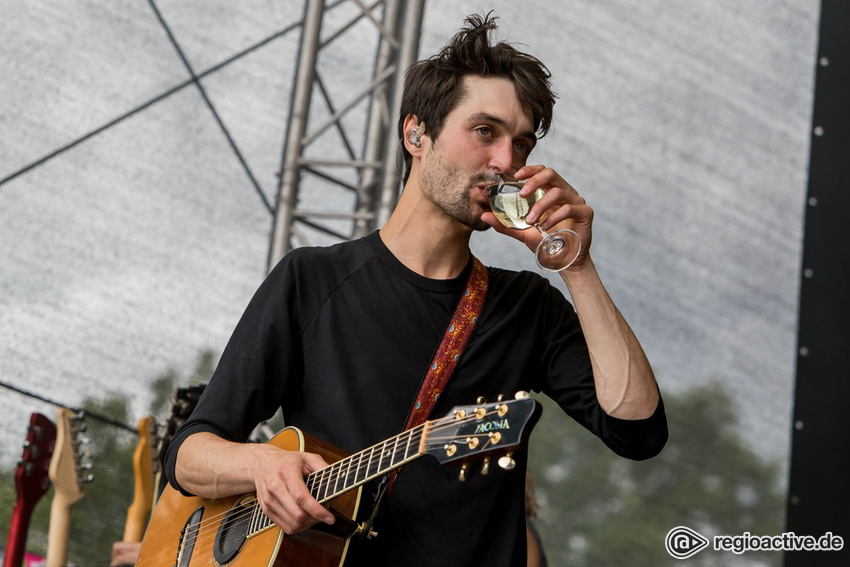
xmin=534 ymin=223 xmax=549 ymax=239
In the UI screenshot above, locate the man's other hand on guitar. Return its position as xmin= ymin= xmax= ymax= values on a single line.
xmin=174 ymin=431 xmax=335 ymax=534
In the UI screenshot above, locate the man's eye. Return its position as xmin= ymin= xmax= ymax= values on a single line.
xmin=476 ymin=126 xmax=493 ymax=137
xmin=515 ymin=142 xmax=530 ymax=155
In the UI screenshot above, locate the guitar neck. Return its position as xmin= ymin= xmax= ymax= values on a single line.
xmin=3 ymin=501 xmax=35 ymax=567
xmin=45 ymin=494 xmax=77 ymax=567
xmin=123 ymin=416 xmax=156 ymax=542
xmin=307 ymin=423 xmax=427 ymax=503
xmin=248 ymin=423 xmax=428 ymax=536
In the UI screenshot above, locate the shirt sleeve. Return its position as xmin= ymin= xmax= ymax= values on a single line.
xmin=164 ymin=254 xmax=307 ymax=495
xmin=536 ymin=277 xmax=668 ymax=461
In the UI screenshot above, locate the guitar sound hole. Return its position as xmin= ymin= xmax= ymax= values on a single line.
xmin=213 ymin=499 xmax=252 ymax=564
xmin=178 ymin=507 xmax=204 ymax=567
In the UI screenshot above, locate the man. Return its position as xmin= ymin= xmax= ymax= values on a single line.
xmin=165 ymin=13 xmax=667 ymax=566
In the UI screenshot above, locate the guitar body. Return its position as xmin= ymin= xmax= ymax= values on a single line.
xmin=136 ymin=427 xmax=363 ymax=567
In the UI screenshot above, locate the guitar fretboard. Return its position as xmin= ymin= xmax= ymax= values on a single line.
xmin=249 ymin=422 xmax=429 ymax=536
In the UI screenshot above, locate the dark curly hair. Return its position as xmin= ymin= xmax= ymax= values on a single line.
xmin=398 ymin=12 xmax=556 ymax=181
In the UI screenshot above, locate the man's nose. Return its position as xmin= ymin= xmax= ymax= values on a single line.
xmin=488 ymin=142 xmax=517 ymax=178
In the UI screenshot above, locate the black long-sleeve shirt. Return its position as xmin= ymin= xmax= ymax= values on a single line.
xmin=165 ymin=231 xmax=667 ymax=566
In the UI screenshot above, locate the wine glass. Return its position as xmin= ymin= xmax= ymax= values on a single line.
xmin=485 ymin=173 xmax=581 ymax=271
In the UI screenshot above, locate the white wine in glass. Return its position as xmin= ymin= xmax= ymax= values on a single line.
xmin=486 ymin=177 xmax=581 ymax=271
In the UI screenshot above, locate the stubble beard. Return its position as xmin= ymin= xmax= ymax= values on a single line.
xmin=420 ymin=141 xmax=491 ymax=232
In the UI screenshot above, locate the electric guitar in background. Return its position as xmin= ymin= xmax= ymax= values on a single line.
xmin=45 ymin=408 xmax=94 ymax=567
xmin=135 ymin=393 xmax=541 ymax=567
xmin=152 ymin=384 xmax=205 ymax=501
xmin=121 ymin=415 xmax=158 ymax=543
xmin=3 ymin=413 xmax=57 ymax=567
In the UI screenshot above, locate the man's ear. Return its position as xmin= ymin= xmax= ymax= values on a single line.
xmin=403 ymin=115 xmax=427 ymax=155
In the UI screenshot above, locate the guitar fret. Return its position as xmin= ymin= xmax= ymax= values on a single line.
xmin=403 ymin=429 xmax=414 ymax=461
xmin=250 ymin=500 xmax=263 ymax=534
xmin=378 ymin=440 xmax=390 ymax=473
xmin=350 ymin=452 xmax=360 ymax=487
xmin=404 ymin=429 xmax=414 ymax=461
xmin=344 ymin=455 xmax=355 ymax=491
xmin=389 ymin=433 xmax=403 ymax=468
xmin=365 ymin=445 xmax=377 ymax=478
xmin=318 ymin=467 xmax=329 ymax=501
xmin=331 ymin=460 xmax=342 ymax=496
xmin=324 ymin=466 xmax=334 ymax=501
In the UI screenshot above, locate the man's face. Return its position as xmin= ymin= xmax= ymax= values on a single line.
xmin=419 ymin=75 xmax=537 ymax=231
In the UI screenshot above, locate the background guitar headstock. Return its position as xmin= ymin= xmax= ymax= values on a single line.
xmin=155 ymin=384 xmax=205 ymax=460
xmin=48 ymin=408 xmax=94 ymax=505
xmin=15 ymin=412 xmax=57 ymax=507
xmin=153 ymin=384 xmax=205 ymax=497
xmin=424 ymin=392 xmax=542 ymax=479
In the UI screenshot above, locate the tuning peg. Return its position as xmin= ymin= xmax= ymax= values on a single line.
xmin=29 ymin=423 xmax=45 ymax=440
xmin=514 ymin=391 xmax=530 ymax=399
xmin=498 ymin=452 xmax=516 ymax=471
xmin=356 ymin=523 xmax=379 ymax=539
xmin=481 ymin=457 xmax=491 ymax=475
xmin=476 ymin=396 xmax=487 ymax=404
xmin=459 ymin=463 xmax=469 ymax=482
xmin=497 ymin=394 xmax=504 ymax=402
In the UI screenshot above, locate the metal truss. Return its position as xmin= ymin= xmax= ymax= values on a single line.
xmin=268 ymin=0 xmax=426 ymax=267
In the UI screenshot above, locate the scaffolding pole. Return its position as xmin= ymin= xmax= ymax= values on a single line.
xmin=269 ymin=0 xmax=426 ymax=268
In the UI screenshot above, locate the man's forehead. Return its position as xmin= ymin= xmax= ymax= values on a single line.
xmin=453 ymin=76 xmax=534 ymax=133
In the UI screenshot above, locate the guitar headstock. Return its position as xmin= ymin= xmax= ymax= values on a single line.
xmin=48 ymin=408 xmax=94 ymax=504
xmin=423 ymin=392 xmax=541 ymax=477
xmin=15 ymin=412 xmax=57 ymax=506
xmin=156 ymin=384 xmax=205 ymax=461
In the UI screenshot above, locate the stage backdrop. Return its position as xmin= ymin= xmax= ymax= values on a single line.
xmin=0 ymin=1 xmax=819 ymax=565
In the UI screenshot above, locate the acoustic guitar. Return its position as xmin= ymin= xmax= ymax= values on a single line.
xmin=135 ymin=394 xmax=541 ymax=566
xmin=3 ymin=413 xmax=57 ymax=567
xmin=45 ymin=408 xmax=93 ymax=567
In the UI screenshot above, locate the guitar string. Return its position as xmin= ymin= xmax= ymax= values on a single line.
xmin=159 ymin=406 xmax=520 ymax=557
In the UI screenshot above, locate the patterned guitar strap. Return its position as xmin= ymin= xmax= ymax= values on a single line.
xmin=358 ymin=256 xmax=488 ymax=538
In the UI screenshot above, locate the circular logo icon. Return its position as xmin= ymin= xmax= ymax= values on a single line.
xmin=665 ymin=526 xmax=709 ymax=559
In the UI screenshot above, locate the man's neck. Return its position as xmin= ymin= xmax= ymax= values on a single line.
xmin=379 ymin=185 xmax=472 ymax=280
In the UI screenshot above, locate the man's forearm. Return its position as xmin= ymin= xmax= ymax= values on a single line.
xmin=174 ymin=432 xmax=263 ymax=499
xmin=562 ymin=257 xmax=659 ymax=420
